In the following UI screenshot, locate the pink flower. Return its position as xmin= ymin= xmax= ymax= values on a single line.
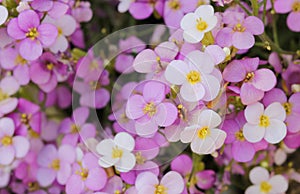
xmin=126 ymin=81 xmax=178 ymax=137
xmin=275 ymin=0 xmax=300 ymax=32
xmin=223 ymin=57 xmax=276 ymax=105
xmin=245 ymin=167 xmax=288 ymax=194
xmin=31 ymin=0 xmax=69 ymax=19
xmin=37 ymin=144 xmax=76 ymax=187
xmin=129 ymin=0 xmax=164 ymax=20
xmin=243 ymin=102 xmax=287 ymax=144
xmin=216 ymin=11 xmax=264 ymax=49
xmin=135 ymin=171 xmax=184 ymax=194
xmin=0 ymin=117 xmax=30 ymax=165
xmin=7 ymin=10 xmax=58 ymax=60
xmin=66 ymin=153 xmax=107 ymax=194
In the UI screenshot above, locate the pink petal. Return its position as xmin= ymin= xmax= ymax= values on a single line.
xmin=223 ymin=60 xmax=246 ymax=82
xmin=290 ymin=93 xmax=300 ymax=114
xmin=31 ymin=0 xmax=53 ymax=12
xmin=17 ymin=10 xmax=40 ymax=31
xmin=48 ymin=1 xmax=69 ymax=19
xmin=143 ymin=81 xmax=165 ymax=103
xmin=37 ymin=145 xmax=57 ymax=167
xmin=133 ymin=49 xmax=157 ymax=73
xmin=57 ymin=162 xmax=71 ymax=184
xmin=85 ymin=168 xmax=107 ymax=190
xmin=38 ymin=74 xmax=57 ymax=93
xmin=252 ymin=69 xmax=276 ymax=91
xmin=37 ymin=168 xmax=56 ymax=187
xmin=287 ymin=12 xmax=300 ymax=32
xmin=19 ymin=39 xmax=43 ymax=61
xmin=262 ymin=88 xmax=286 ymax=106
xmin=0 ymin=76 xmax=19 ymax=95
xmin=0 ymin=117 xmax=15 ymax=136
xmin=205 ymin=45 xmax=226 ymax=65
xmin=240 ymin=83 xmax=264 ymax=105
xmin=242 ymin=57 xmax=259 ymax=72
xmin=232 ymin=32 xmax=255 ymax=50
xmin=30 ymin=62 xmax=51 ymax=84
xmin=244 ymin=16 xmax=264 ymax=35
xmin=13 ymin=136 xmax=29 ymax=158
xmin=73 ymin=106 xmax=89 ymax=126
xmin=66 ymin=175 xmax=84 ymax=194
xmin=38 ymin=24 xmax=58 ymax=46
xmin=274 ymin=0 xmax=293 ymax=13
xmin=129 ymin=2 xmax=153 ymax=20
xmin=80 ymin=123 xmax=96 ymax=141
xmin=153 ymin=102 xmax=177 ymax=127
xmin=232 ymin=141 xmax=255 ymax=162
xmin=155 ymin=41 xmax=178 ymax=60
xmin=14 ymin=65 xmax=30 ymax=85
xmin=126 ymin=95 xmax=146 ymax=120
xmin=215 ymin=27 xmax=233 ymax=47
xmin=7 ymin=18 xmax=26 ymax=40
xmin=58 ymin=144 xmax=76 ymax=163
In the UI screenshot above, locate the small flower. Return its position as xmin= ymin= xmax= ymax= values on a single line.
xmin=275 ymin=0 xmax=300 ymax=32
xmin=135 ymin=171 xmax=185 ymax=194
xmin=118 ymin=0 xmax=134 ymax=13
xmin=0 ymin=76 xmax=19 ymax=117
xmin=37 ymin=144 xmax=76 ymax=187
xmin=243 ymin=102 xmax=287 ymax=144
xmin=96 ymin=132 xmax=136 ymax=172
xmin=7 ymin=10 xmax=58 ymax=60
xmin=165 ymin=50 xmax=220 ymax=102
xmin=0 ymin=5 xmax=8 ymax=26
xmin=180 ymin=109 xmax=226 ymax=155
xmin=126 ymin=81 xmax=178 ymax=137
xmin=0 ymin=117 xmax=30 ymax=165
xmin=128 ymin=0 xmax=163 ymax=20
xmin=180 ymin=5 xmax=217 ymax=43
xmin=245 ymin=167 xmax=288 ymax=194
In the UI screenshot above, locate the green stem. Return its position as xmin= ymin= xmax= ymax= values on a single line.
xmin=250 ymin=0 xmax=259 ymax=16
xmin=187 ymin=154 xmax=203 ymax=193
xmin=234 ymin=0 xmax=252 ymax=15
xmin=262 ymin=0 xmax=267 ymax=24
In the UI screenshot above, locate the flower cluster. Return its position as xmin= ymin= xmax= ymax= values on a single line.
xmin=0 ymin=0 xmax=299 ymax=193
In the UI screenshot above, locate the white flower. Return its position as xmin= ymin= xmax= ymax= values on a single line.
xmin=180 ymin=5 xmax=217 ymax=43
xmin=96 ymin=132 xmax=136 ymax=172
xmin=0 ymin=5 xmax=8 ymax=26
xmin=243 ymin=102 xmax=287 ymax=144
xmin=165 ymin=50 xmax=220 ymax=102
xmin=245 ymin=167 xmax=288 ymax=194
xmin=274 ymin=144 xmax=295 ymax=165
xmin=44 ymin=15 xmax=76 ymax=53
xmin=180 ymin=109 xmax=226 ymax=155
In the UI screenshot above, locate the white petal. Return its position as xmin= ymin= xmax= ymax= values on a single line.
xmin=118 ymin=0 xmax=131 ymax=13
xmin=161 ymin=171 xmax=184 ymax=194
xmin=195 ymin=5 xmax=214 ymax=19
xmin=180 ymin=13 xmax=197 ymax=30
xmin=114 ymin=132 xmax=135 ymax=151
xmin=0 ymin=6 xmax=8 ymax=26
xmin=165 ymin=60 xmax=189 ymax=85
xmin=201 ymin=74 xmax=221 ymax=101
xmin=183 ymin=29 xmax=204 ymax=44
xmin=180 ymin=125 xmax=198 ymax=143
xmin=243 ymin=123 xmax=265 ymax=143
xmin=198 ymin=109 xmax=222 ymax=128
xmin=245 ymin=102 xmax=264 ymax=124
xmin=0 ymin=76 xmax=19 ymax=95
xmin=57 ymin=15 xmax=77 ymax=36
xmin=274 ymin=148 xmax=287 ymax=165
xmin=136 ymin=172 xmax=159 ymax=191
xmin=191 ymin=136 xmax=215 ymax=155
xmin=264 ymin=119 xmax=287 ymax=144
xmin=115 ymin=152 xmax=136 ymax=172
xmin=245 ymin=185 xmax=261 ymax=194
xmin=96 ymin=139 xmax=114 ymax=156
xmin=269 ymin=175 xmax=289 ymax=193
xmin=210 ymin=129 xmax=226 ymax=150
xmin=264 ymin=102 xmax=286 ymax=121
xmin=49 ymin=35 xmax=68 ymax=53
xmin=180 ymin=82 xmax=205 ymax=102
xmin=249 ymin=166 xmax=269 ymax=184
xmin=98 ymin=155 xmax=118 ymax=168
xmin=203 ymin=15 xmax=218 ymax=32
xmin=185 ymin=51 xmax=214 ymax=74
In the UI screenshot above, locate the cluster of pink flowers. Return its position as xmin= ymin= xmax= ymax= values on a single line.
xmin=0 ymin=0 xmax=299 ymax=193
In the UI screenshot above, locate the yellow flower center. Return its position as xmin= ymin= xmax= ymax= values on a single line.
xmin=0 ymin=89 xmax=9 ymax=102
xmin=15 ymin=55 xmax=27 ymax=65
xmin=89 ymin=60 xmax=99 ymax=70
xmin=196 ymin=19 xmax=208 ymax=32
xmin=197 ymin=126 xmax=210 ymax=139
xmin=154 ymin=184 xmax=167 ymax=194
xmin=292 ymin=1 xmax=300 ymax=12
xmin=77 ymin=168 xmax=89 ymax=180
xmin=233 ymin=23 xmax=246 ymax=32
xmin=71 ymin=124 xmax=80 ymax=134
xmin=57 ymin=27 xmax=63 ymax=35
xmin=112 ymin=147 xmax=123 ymax=159
xmin=28 ymin=182 xmax=39 ymax=192
xmin=259 ymin=115 xmax=270 ymax=128
xmin=1 ymin=136 xmax=13 ymax=146
xmin=89 ymin=81 xmax=101 ymax=91
xmin=177 ymin=104 xmax=188 ymax=121
xmin=197 ymin=0 xmax=207 ymax=6
xmin=20 ymin=113 xmax=31 ymax=125
xmin=235 ymin=130 xmax=245 ymax=141
xmin=46 ymin=63 xmax=54 ymax=71
xmin=283 ymin=102 xmax=292 ymax=115
xmin=50 ymin=159 xmax=61 ymax=171
xmin=114 ymin=190 xmax=121 ymax=194
xmin=244 ymin=72 xmax=255 ymax=82
xmin=135 ymin=152 xmax=146 ymax=165
xmin=168 ymin=0 xmax=181 ymax=10
xmin=186 ymin=70 xmax=201 ymax=84
xmin=26 ymin=27 xmax=39 ymax=40
xmin=260 ymin=181 xmax=272 ymax=193
xmin=28 ymin=129 xmax=40 ymax=138
xmin=143 ymin=102 xmax=157 ymax=117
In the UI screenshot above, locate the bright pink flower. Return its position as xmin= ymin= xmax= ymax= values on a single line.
xmin=126 ymin=81 xmax=178 ymax=137
xmin=223 ymin=57 xmax=276 ymax=105
xmin=31 ymin=0 xmax=70 ymax=19
xmin=37 ymin=144 xmax=76 ymax=187
xmin=7 ymin=10 xmax=58 ymax=60
xmin=129 ymin=0 xmax=164 ymax=20
xmin=0 ymin=117 xmax=30 ymax=165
